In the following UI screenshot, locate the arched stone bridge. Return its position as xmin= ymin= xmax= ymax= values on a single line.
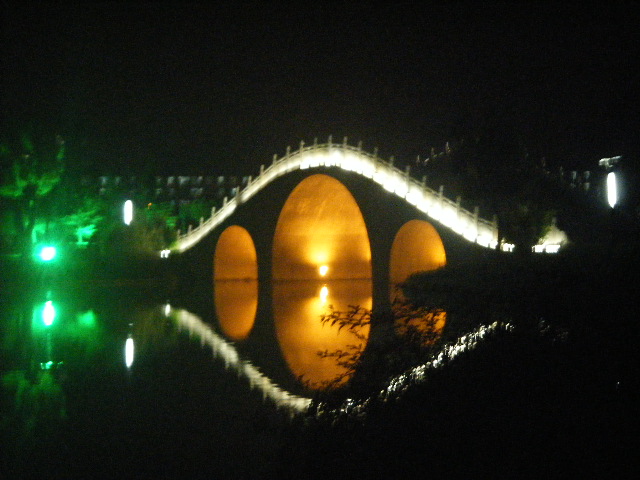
xmin=171 ymin=139 xmax=504 ymax=306
xmin=168 ymin=139 xmax=561 ymax=391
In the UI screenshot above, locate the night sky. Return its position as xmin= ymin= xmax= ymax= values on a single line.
xmin=2 ymin=3 xmax=639 ymax=176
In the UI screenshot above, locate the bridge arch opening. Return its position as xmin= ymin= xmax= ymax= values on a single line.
xmin=390 ymin=219 xmax=447 ymax=291
xmin=272 ymin=174 xmax=372 ymax=389
xmin=390 ymin=219 xmax=447 ymax=341
xmin=213 ymin=225 xmax=258 ymax=341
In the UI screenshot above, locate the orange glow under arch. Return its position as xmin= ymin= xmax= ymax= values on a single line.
xmin=272 ymin=174 xmax=372 ymax=281
xmin=389 ymin=219 xmax=447 ymax=291
xmin=214 ymin=225 xmax=258 ymax=341
xmin=390 ymin=219 xmax=447 ymax=341
xmin=272 ymin=174 xmax=372 ymax=389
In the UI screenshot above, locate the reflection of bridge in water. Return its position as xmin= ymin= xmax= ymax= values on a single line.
xmin=168 ymin=139 xmax=557 ymax=393
xmin=170 ymin=304 xmax=513 ymax=416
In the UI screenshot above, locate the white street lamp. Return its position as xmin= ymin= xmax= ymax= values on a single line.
xmin=123 ymin=200 xmax=133 ymax=225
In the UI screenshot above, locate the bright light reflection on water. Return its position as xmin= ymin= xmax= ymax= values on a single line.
xmin=125 ymin=336 xmax=135 ymax=368
xmin=273 ymin=279 xmax=371 ymax=389
xmin=214 ymin=279 xmax=258 ymax=340
xmin=0 ymin=290 xmax=310 ymax=477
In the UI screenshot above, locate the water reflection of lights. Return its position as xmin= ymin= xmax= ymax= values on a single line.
xmin=607 ymin=171 xmax=618 ymax=208
xmin=319 ymin=285 xmax=329 ymax=304
xmin=40 ymin=360 xmax=63 ymax=370
xmin=172 ymin=308 xmax=312 ymax=415
xmin=318 ymin=321 xmax=515 ymax=419
xmin=273 ymin=280 xmax=371 ymax=389
xmin=43 ymin=300 xmax=56 ymax=326
xmin=125 ymin=336 xmax=135 ymax=368
xmin=171 ymin=305 xmax=514 ymax=419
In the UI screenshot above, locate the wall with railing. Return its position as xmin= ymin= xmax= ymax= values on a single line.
xmin=172 ymin=137 xmax=500 ymax=253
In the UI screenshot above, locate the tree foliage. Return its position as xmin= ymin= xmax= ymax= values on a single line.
xmin=59 ymin=197 xmax=105 ymax=245
xmin=419 ymin=120 xmax=558 ymax=252
xmin=0 ymin=134 xmax=65 ymax=199
xmin=306 ymin=295 xmax=446 ymax=397
xmin=0 ymin=133 xmax=65 ymax=251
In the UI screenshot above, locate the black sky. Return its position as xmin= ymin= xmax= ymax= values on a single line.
xmin=2 ymin=2 xmax=639 ymax=175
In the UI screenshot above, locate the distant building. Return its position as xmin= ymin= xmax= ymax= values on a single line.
xmin=84 ymin=174 xmax=251 ymax=205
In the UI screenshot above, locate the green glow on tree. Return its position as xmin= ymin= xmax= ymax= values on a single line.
xmin=38 ymin=245 xmax=57 ymax=262
xmin=77 ymin=310 xmax=97 ymax=328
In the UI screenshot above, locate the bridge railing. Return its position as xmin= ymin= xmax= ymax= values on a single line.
xmin=173 ymin=138 xmax=500 ymax=253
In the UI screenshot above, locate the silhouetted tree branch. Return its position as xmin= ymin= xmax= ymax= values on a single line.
xmin=304 ymin=295 xmax=447 ymax=398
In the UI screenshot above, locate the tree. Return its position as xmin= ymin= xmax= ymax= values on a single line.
xmin=177 ymin=199 xmax=215 ymax=232
xmin=59 ymin=197 xmax=105 ymax=245
xmin=0 ymin=133 xmax=65 ymax=253
xmin=497 ymin=201 xmax=556 ymax=253
xmin=308 ymin=296 xmax=446 ymax=398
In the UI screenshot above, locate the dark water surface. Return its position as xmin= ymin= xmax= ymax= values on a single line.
xmin=1 ymin=282 xmax=293 ymax=478
xmin=4 ymin=247 xmax=640 ymax=478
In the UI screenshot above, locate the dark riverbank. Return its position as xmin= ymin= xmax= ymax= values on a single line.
xmin=275 ymin=242 xmax=640 ymax=478
xmin=1 ymin=250 xmax=179 ymax=297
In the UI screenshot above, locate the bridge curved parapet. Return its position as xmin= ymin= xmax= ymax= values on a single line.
xmin=172 ymin=139 xmax=500 ymax=253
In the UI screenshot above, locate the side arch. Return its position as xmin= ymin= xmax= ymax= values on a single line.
xmin=389 ymin=219 xmax=447 ymax=343
xmin=389 ymin=219 xmax=447 ymax=294
xmin=213 ymin=225 xmax=258 ymax=340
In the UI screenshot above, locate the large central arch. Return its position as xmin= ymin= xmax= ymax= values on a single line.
xmin=272 ymin=174 xmax=372 ymax=281
xmin=272 ymin=174 xmax=372 ymax=388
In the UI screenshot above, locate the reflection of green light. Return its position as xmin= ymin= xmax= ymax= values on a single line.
xmin=43 ymin=300 xmax=56 ymax=326
xmin=40 ymin=361 xmax=64 ymax=370
xmin=39 ymin=246 xmax=57 ymax=262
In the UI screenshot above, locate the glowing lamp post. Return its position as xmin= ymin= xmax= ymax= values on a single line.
xmin=599 ymin=156 xmax=621 ymax=209
xmin=123 ymin=200 xmax=134 ymax=225
xmin=606 ymin=172 xmax=618 ymax=208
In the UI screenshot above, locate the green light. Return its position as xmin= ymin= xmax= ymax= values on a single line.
xmin=39 ymin=246 xmax=57 ymax=261
xmin=77 ymin=310 xmax=97 ymax=328
xmin=41 ymin=361 xmax=54 ymax=370
xmin=43 ymin=300 xmax=56 ymax=326
xmin=40 ymin=361 xmax=63 ymax=370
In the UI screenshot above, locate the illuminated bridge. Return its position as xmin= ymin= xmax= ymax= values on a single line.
xmin=166 ymin=138 xmax=560 ymax=399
